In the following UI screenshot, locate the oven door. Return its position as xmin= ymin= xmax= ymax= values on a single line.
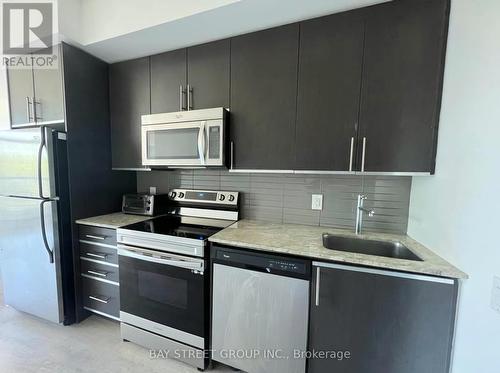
xmin=117 ymin=245 xmax=206 ymax=348
xmin=141 ymin=120 xmax=224 ymax=167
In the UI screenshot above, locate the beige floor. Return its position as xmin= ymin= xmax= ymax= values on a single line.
xmin=0 ymin=282 xmax=234 ymax=373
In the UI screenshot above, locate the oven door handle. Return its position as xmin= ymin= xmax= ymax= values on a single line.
xmin=117 ymin=246 xmax=204 ymax=272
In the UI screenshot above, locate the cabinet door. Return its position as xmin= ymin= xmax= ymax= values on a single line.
xmin=33 ymin=47 xmax=64 ymax=123
xmin=309 ymin=263 xmax=457 ymax=373
xmin=295 ymin=11 xmax=364 ymax=171
xmin=7 ymin=67 xmax=34 ymax=126
xmin=358 ymin=0 xmax=450 ymax=173
xmin=0 ymin=70 xmax=9 ymax=130
xmin=109 ymin=57 xmax=150 ymax=169
xmin=187 ymin=39 xmax=230 ymax=110
xmin=230 ymin=24 xmax=299 ymax=170
xmin=151 ymin=49 xmax=187 ymax=113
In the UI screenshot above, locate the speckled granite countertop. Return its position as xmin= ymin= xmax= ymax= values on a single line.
xmin=76 ymin=212 xmax=152 ymax=229
xmin=209 ymin=219 xmax=467 ymax=279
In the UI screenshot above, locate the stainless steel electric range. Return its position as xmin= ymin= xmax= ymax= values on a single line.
xmin=116 ymin=189 xmax=239 ymax=370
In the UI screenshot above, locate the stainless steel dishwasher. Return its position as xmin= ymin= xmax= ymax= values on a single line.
xmin=211 ymin=245 xmax=311 ymax=373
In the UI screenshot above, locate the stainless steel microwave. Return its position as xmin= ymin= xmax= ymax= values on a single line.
xmin=141 ymin=108 xmax=227 ymax=168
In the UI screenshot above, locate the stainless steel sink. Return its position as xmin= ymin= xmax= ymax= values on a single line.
xmin=322 ymin=233 xmax=422 ymax=261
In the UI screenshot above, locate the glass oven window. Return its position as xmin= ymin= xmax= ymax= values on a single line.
xmin=147 ymin=128 xmax=199 ymax=159
xmin=137 ymin=270 xmax=188 ymax=309
xmin=119 ymin=255 xmax=206 ymax=338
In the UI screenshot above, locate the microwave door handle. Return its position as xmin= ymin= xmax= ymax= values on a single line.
xmin=198 ymin=122 xmax=206 ymax=165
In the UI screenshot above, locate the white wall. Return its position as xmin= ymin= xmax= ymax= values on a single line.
xmin=57 ymin=0 xmax=82 ymax=44
xmin=408 ymin=0 xmax=500 ymax=372
xmin=58 ymin=0 xmax=388 ymax=62
xmin=80 ymin=0 xmax=239 ymax=44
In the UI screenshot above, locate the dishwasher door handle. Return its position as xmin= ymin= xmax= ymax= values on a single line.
xmin=315 ymin=267 xmax=321 ymax=307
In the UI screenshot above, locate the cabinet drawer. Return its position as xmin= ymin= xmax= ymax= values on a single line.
xmin=79 ymin=225 xmax=117 ymax=246
xmin=79 ymin=242 xmax=118 ymax=265
xmin=81 ymin=259 xmax=119 ymax=284
xmin=82 ymin=277 xmax=120 ymax=319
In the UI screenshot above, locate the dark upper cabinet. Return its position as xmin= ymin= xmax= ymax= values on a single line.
xmin=358 ymin=0 xmax=450 ymax=173
xmin=187 ymin=39 xmax=230 ymax=110
xmin=32 ymin=47 xmax=64 ymax=123
xmin=230 ymin=24 xmax=299 ymax=170
xmin=109 ymin=57 xmax=150 ymax=169
xmin=309 ymin=263 xmax=457 ymax=373
xmin=295 ymin=11 xmax=364 ymax=171
xmin=150 ymin=49 xmax=187 ymax=113
xmin=6 ymin=67 xmax=34 ymax=126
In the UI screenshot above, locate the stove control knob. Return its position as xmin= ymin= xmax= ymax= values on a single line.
xmin=178 ymin=192 xmax=185 ymax=198
xmin=228 ymin=194 xmax=235 ymax=202
xmin=219 ymin=194 xmax=225 ymax=201
xmin=169 ymin=191 xmax=177 ymax=199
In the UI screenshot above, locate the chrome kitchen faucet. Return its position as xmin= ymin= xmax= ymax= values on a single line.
xmin=355 ymin=194 xmax=375 ymax=235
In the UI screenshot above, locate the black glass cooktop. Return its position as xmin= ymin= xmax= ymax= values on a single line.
xmin=121 ymin=215 xmax=231 ymax=241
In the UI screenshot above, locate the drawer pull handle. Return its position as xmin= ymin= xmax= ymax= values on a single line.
xmin=89 ymin=295 xmax=110 ymax=304
xmin=85 ymin=234 xmax=107 ymax=240
xmin=86 ymin=252 xmax=107 ymax=259
xmin=87 ymin=270 xmax=108 ymax=277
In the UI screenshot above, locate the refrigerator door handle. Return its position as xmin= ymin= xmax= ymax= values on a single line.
xmin=37 ymin=127 xmax=48 ymax=199
xmin=40 ymin=199 xmax=54 ymax=263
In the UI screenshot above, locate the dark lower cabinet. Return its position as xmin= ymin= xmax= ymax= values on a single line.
xmin=295 ymin=10 xmax=364 ymax=171
xmin=187 ymin=39 xmax=230 ymax=110
xmin=308 ymin=263 xmax=458 ymax=373
xmin=151 ymin=49 xmax=187 ymax=113
xmin=78 ymin=224 xmax=121 ymax=321
xmin=109 ymin=57 xmax=150 ymax=169
xmin=230 ymin=24 xmax=299 ymax=170
xmin=358 ymin=0 xmax=450 ymax=173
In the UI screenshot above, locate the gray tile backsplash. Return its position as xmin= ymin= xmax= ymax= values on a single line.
xmin=137 ymin=170 xmax=412 ymax=234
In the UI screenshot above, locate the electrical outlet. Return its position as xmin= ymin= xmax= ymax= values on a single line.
xmin=491 ymin=276 xmax=500 ymax=314
xmin=311 ymin=194 xmax=323 ymax=210
xmin=149 ymin=186 xmax=157 ymax=195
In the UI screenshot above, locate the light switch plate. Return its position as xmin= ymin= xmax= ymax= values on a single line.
xmin=311 ymin=194 xmax=323 ymax=210
xmin=149 ymin=186 xmax=157 ymax=195
xmin=491 ymin=276 xmax=500 ymax=314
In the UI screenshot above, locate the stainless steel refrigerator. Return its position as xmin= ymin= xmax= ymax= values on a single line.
xmin=0 ymin=127 xmax=75 ymax=324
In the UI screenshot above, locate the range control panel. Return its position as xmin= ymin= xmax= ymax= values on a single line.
xmin=168 ymin=189 xmax=239 ymax=206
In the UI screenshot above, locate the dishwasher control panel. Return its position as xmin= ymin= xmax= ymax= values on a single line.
xmin=213 ymin=246 xmax=311 ymax=279
xmin=268 ymin=259 xmax=302 ymax=272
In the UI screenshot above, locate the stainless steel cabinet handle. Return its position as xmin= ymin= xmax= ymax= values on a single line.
xmin=187 ymin=84 xmax=193 ymax=110
xmin=26 ymin=96 xmax=33 ymax=122
xmin=179 ymin=85 xmax=186 ymax=111
xmin=230 ymin=141 xmax=234 ymax=170
xmin=87 ymin=270 xmax=108 ymax=277
xmin=88 ymin=295 xmax=110 ymax=304
xmin=361 ymin=137 xmax=367 ymax=172
xmin=85 ymin=234 xmax=107 ymax=241
xmin=349 ymin=137 xmax=355 ymax=172
xmin=315 ymin=267 xmax=321 ymax=306
xmin=33 ymin=99 xmax=41 ymax=121
xmin=86 ymin=252 xmax=107 ymax=259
